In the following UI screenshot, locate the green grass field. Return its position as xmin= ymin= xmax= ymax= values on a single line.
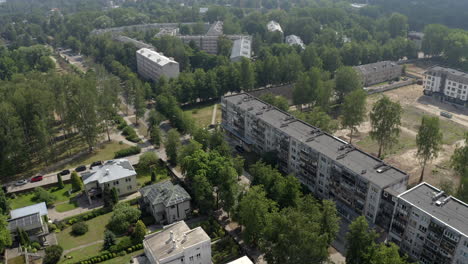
xmin=60 ymin=243 xmax=103 ymax=264
xmin=356 ymin=130 xmax=417 ymax=157
xmin=8 ymin=256 xmax=25 ymax=264
xmin=100 ymin=249 xmax=144 ymax=264
xmin=57 ymin=212 xmax=113 ymax=250
xmin=55 ymin=200 xmax=79 ymax=212
xmin=136 ymin=168 xmax=170 ymax=187
xmin=183 ymin=103 xmax=219 ymax=128
xmin=10 ymin=184 xmax=78 ymax=209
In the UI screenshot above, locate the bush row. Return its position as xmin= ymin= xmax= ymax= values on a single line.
xmin=114 ymin=146 xmax=141 ymax=158
xmin=122 ymin=126 xmax=140 ymax=143
xmin=76 ymin=243 xmax=143 ymax=264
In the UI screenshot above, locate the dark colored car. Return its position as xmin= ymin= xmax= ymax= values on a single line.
xmin=59 ymin=169 xmax=70 ymax=176
xmin=235 ymin=145 xmax=245 ymax=154
xmin=75 ymin=165 xmax=86 ymax=172
xmin=90 ymin=161 xmax=103 ymax=168
xmin=31 ymin=175 xmax=43 ymax=182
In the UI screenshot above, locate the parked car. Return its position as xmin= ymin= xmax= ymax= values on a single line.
xmin=59 ymin=169 xmax=70 ymax=176
xmin=440 ymin=111 xmax=453 ymax=119
xmin=30 ymin=175 xmax=43 ymax=182
xmin=75 ymin=165 xmax=86 ymax=172
xmin=14 ymin=179 xmax=28 ymax=186
xmin=235 ymin=145 xmax=245 ymax=154
xmin=90 ymin=161 xmax=103 ymax=168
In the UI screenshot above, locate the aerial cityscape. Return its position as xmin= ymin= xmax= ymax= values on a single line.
xmin=0 ymin=0 xmax=467 ymax=264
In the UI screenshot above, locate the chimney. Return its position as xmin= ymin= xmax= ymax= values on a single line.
xmin=182 ymin=233 xmax=187 ymax=244
xmin=169 ymin=231 xmax=174 ymax=241
xmin=105 ymin=169 xmax=109 ymax=176
xmin=172 ymin=239 xmax=177 ymax=250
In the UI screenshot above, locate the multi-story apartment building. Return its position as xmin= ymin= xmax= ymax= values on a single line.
xmin=136 ymin=48 xmax=180 ymax=81
xmin=267 ymin=20 xmax=283 ymax=33
xmin=388 ymin=183 xmax=468 ymax=264
xmin=354 ymin=61 xmax=403 ymax=86
xmin=285 ymin=35 xmax=305 ymax=50
xmin=230 ymin=36 xmax=252 ymax=62
xmin=179 ymin=35 xmax=220 ymax=54
xmin=221 ymin=93 xmax=408 ymax=225
xmin=423 ymin=66 xmax=468 ymax=107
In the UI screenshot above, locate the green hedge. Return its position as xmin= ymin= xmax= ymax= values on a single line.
xmin=76 ymin=243 xmax=143 ymax=264
xmin=114 ymin=115 xmax=127 ymax=130
xmin=121 ymin=126 xmax=140 ymax=143
xmin=114 ymin=146 xmax=141 ymax=158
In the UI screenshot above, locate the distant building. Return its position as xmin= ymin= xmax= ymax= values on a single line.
xmin=199 ymin=7 xmax=208 ymax=14
xmin=350 ymin=3 xmax=368 ymax=9
xmin=285 ymin=35 xmax=305 ymax=50
xmin=114 ymin=36 xmax=153 ymax=50
xmin=230 ymin=36 xmax=252 ymax=62
xmin=423 ymin=66 xmax=468 ymax=107
xmin=267 ymin=21 xmax=283 ymax=33
xmin=136 ymin=48 xmax=180 ymax=81
xmin=179 ymin=35 xmax=219 ymax=54
xmin=388 ymin=182 xmax=468 ymax=264
xmin=82 ymin=159 xmax=137 ymax=204
xmin=408 ymin=31 xmax=425 ymax=50
xmin=143 ymin=221 xmax=211 ymax=264
xmin=354 ymin=61 xmax=403 ymax=86
xmin=227 ymin=256 xmax=254 ymax=264
xmin=206 ymin=21 xmax=223 ymax=36
xmin=140 ymin=181 xmax=192 ymax=224
xmin=8 ymin=202 xmax=49 ymax=244
xmin=155 ymin=28 xmax=179 ymax=38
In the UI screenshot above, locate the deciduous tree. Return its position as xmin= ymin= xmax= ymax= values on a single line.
xmin=416 ymin=116 xmax=443 ymax=183
xmin=341 ymin=89 xmax=367 ymax=143
xmin=165 ymin=129 xmax=180 ymax=165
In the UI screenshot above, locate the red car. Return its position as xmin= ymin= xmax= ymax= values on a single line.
xmin=31 ymin=175 xmax=43 ymax=182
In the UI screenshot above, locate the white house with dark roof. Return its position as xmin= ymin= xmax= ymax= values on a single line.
xmin=82 ymin=159 xmax=137 ymax=204
xmin=140 ymin=181 xmax=191 ymax=224
xmin=8 ymin=202 xmax=49 ymax=244
xmin=143 ymin=221 xmax=211 ymax=264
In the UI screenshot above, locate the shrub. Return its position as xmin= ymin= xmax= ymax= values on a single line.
xmin=72 ymin=222 xmax=89 ymax=236
xmin=111 ymin=236 xmax=132 ymax=253
xmin=31 ymin=241 xmax=41 ymax=250
xmin=137 ymin=152 xmax=159 ymax=171
xmin=114 ymin=115 xmax=127 ymax=130
xmin=44 ymin=245 xmax=63 ymax=264
xmin=114 ymin=146 xmax=141 ymax=158
xmin=122 ymin=126 xmax=140 ymax=143
xmin=108 ymin=203 xmax=141 ymax=234
xmin=33 ymin=187 xmax=56 ymax=207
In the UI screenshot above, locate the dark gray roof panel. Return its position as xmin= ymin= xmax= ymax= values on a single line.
xmin=140 ymin=181 xmax=191 ymax=207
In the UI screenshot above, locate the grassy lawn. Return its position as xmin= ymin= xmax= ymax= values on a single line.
xmin=356 ymin=130 xmax=417 ymax=157
xmin=136 ymin=168 xmax=170 ymax=187
xmin=183 ymin=103 xmax=217 ymax=128
xmin=57 ymin=212 xmax=113 ymax=250
xmin=401 ymin=106 xmax=466 ymax=144
xmin=100 ymin=249 xmax=144 ymax=264
xmin=128 ymin=116 xmax=148 ymax=138
xmin=61 ymin=243 xmax=103 ymax=264
xmin=60 ymin=140 xmax=132 ymax=170
xmin=8 ymin=256 xmax=25 ymax=264
xmin=55 ymin=200 xmax=79 ymax=212
xmin=10 ymin=184 xmax=78 ymax=210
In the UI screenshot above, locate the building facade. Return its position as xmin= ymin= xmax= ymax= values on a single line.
xmin=82 ymin=159 xmax=137 ymax=204
xmin=143 ymin=221 xmax=211 ymax=264
xmin=423 ymin=66 xmax=468 ymax=107
xmin=136 ymin=48 xmax=180 ymax=81
xmin=8 ymin=202 xmax=49 ymax=244
xmin=179 ymin=35 xmax=219 ymax=54
xmin=285 ymin=35 xmax=305 ymax=50
xmin=354 ymin=61 xmax=403 ymax=86
xmin=221 ymin=93 xmax=408 ymax=225
xmin=140 ymin=181 xmax=192 ymax=224
xmin=230 ymin=36 xmax=252 ymax=62
xmin=388 ymin=183 xmax=468 ymax=264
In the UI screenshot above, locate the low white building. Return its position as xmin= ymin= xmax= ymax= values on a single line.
xmin=82 ymin=159 xmax=137 ymax=204
xmin=267 ymin=21 xmax=283 ymax=33
xmin=285 ymin=35 xmax=305 ymax=50
xmin=230 ymin=37 xmax=252 ymax=62
xmin=143 ymin=221 xmax=211 ymax=264
xmin=140 ymin=181 xmax=192 ymax=224
xmin=227 ymin=256 xmax=254 ymax=264
xmin=136 ymin=48 xmax=180 ymax=81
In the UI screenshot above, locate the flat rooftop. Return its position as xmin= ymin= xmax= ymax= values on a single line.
xmin=355 ymin=61 xmax=400 ymax=75
xmin=10 ymin=202 xmax=48 ymax=219
xmin=136 ymin=48 xmax=178 ymax=66
xmin=143 ymin=221 xmax=210 ymax=262
xmin=227 ymin=256 xmax=254 ymax=264
xmin=399 ymin=183 xmax=468 ymax=237
xmin=223 ymin=93 xmax=408 ymax=188
xmin=82 ymin=159 xmax=136 ymax=185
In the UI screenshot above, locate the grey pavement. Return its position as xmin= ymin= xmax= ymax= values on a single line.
xmin=211 ymin=103 xmax=218 ymax=125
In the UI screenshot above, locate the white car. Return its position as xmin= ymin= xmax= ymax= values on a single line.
xmin=14 ymin=179 xmax=28 ymax=186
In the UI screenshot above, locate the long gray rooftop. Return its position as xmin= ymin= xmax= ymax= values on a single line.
xmin=223 ymin=93 xmax=408 ymax=188
xmin=426 ymin=66 xmax=468 ymax=84
xmin=399 ymin=183 xmax=468 ymax=237
xmin=355 ymin=61 xmax=400 ymax=75
xmin=230 ymin=37 xmax=251 ymax=60
xmin=82 ymin=159 xmax=136 ymax=185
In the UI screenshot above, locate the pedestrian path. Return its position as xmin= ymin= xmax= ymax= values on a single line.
xmin=63 ymin=240 xmax=104 ymax=255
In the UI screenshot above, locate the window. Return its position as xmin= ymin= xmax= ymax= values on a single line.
xmin=189 ymin=256 xmax=194 ymax=261
xmin=125 ymin=178 xmax=131 ymax=182
xmin=196 ymin=253 xmax=201 ymax=259
xmin=127 ymin=186 xmax=132 ymax=191
xmin=113 ymin=181 xmax=119 ymax=185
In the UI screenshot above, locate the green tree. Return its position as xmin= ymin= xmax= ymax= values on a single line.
xmin=108 ymin=203 xmax=141 ymax=234
xmin=57 ymin=173 xmax=64 ymax=189
xmin=70 ymin=171 xmax=83 ymax=191
xmin=219 ymin=166 xmax=239 ymax=214
xmin=369 ymin=96 xmax=403 ymax=158
xmin=388 ymin=13 xmax=408 ymax=38
xmin=165 ymin=129 xmax=180 ymax=165
xmin=335 ymin=66 xmax=362 ymax=103
xmin=150 ymin=126 xmax=161 ymax=147
xmin=132 ymin=220 xmax=147 ymax=244
xmin=0 ymin=215 xmax=12 ymax=251
xmin=151 ymin=169 xmax=156 ymax=183
xmin=44 ymin=245 xmax=63 ymax=264
xmin=346 ymin=216 xmax=378 ymax=264
xmin=102 ymin=186 xmax=115 ymax=209
xmin=239 ymin=58 xmax=255 ymax=91
xmin=321 ymin=200 xmax=340 ymax=245
xmin=368 ymin=243 xmax=410 ymax=264
xmin=416 ymin=116 xmax=443 ymax=183
xmin=34 ymin=187 xmax=56 ymax=207
xmin=103 ymin=230 xmax=116 ymax=250
xmin=451 ymin=133 xmax=468 ymax=201
xmin=138 ymin=152 xmax=159 ymax=171
xmin=341 ymin=89 xmax=367 ymax=143
xmin=192 ymin=172 xmax=214 ymax=214
xmin=294 ymin=107 xmax=339 ymax=133
xmin=238 ymin=186 xmax=277 ymax=246
xmin=259 ymin=93 xmax=289 ymax=111
xmin=0 ymin=189 xmax=10 ymax=214
xmin=17 ymin=228 xmax=29 ymax=246
xmin=422 ymin=24 xmax=449 ymax=56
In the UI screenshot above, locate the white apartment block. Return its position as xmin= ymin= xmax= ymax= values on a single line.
xmin=230 ymin=36 xmax=252 ymax=62
xmin=143 ymin=221 xmax=211 ymax=264
xmin=267 ymin=20 xmax=283 ymax=33
xmin=388 ymin=183 xmax=468 ymax=264
xmin=221 ymin=93 xmax=408 ymax=225
xmin=285 ymin=35 xmax=305 ymax=50
xmin=423 ymin=66 xmax=468 ymax=107
xmin=136 ymin=48 xmax=180 ymax=81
